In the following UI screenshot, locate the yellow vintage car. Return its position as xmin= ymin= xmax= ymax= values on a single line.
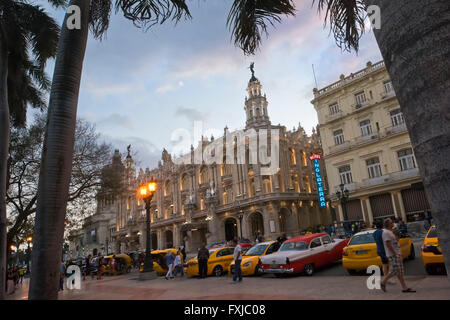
xmin=228 ymin=241 xmax=281 ymax=276
xmin=103 ymin=254 xmax=132 ymax=275
xmin=342 ymin=229 xmax=415 ymax=274
xmin=422 ymin=226 xmax=446 ymax=275
xmin=139 ymin=249 xmax=182 ymax=275
xmin=186 ymin=246 xmax=235 ymax=277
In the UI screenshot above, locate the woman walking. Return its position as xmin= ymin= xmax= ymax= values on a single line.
xmin=165 ymin=251 xmax=175 ymax=280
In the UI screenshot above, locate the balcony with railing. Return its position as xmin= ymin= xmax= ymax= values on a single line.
xmin=352 ymin=100 xmax=373 ymax=112
xmin=380 ymin=89 xmax=396 ymax=100
xmin=359 ymin=167 xmax=420 ymax=189
xmin=328 ymin=141 xmax=351 ymax=155
xmin=354 ymin=133 xmax=379 ymax=146
xmin=325 ymin=111 xmax=343 ymax=123
xmin=384 ymin=123 xmax=407 ymax=136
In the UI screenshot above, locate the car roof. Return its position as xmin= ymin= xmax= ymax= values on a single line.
xmin=353 ymin=229 xmax=376 ymax=236
xmin=284 ymin=233 xmax=328 ymax=244
xmin=254 ymin=241 xmax=276 ymax=246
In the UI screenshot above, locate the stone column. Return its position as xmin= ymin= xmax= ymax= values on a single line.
xmin=360 ymin=197 xmax=373 ymax=225
xmin=337 ymin=204 xmax=344 ymax=222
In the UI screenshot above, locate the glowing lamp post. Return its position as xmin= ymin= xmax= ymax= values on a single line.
xmin=138 ymin=181 xmax=157 ymax=278
xmin=26 ymin=235 xmax=33 ymax=274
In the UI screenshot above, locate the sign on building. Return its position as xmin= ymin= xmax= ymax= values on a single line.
xmin=309 ymin=154 xmax=326 ymax=208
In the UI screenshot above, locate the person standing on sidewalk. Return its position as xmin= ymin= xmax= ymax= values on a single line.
xmin=232 ymin=238 xmax=243 ymax=283
xmin=197 ymin=243 xmax=210 ymax=279
xmin=165 ymin=251 xmax=175 ymax=280
xmin=173 ymin=252 xmax=184 ymax=277
xmin=380 ymin=218 xmax=416 ymax=293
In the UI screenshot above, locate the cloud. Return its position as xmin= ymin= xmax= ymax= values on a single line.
xmin=155 ymin=84 xmax=175 ymax=94
xmin=85 ymin=82 xmax=134 ymax=97
xmin=96 ymin=113 xmax=134 ymax=130
xmin=174 ymin=106 xmax=209 ymax=123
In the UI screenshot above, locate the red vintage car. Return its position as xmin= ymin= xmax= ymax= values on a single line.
xmin=259 ymin=233 xmax=348 ymax=276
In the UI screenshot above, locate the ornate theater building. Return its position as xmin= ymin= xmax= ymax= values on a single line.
xmin=69 ymin=70 xmax=332 ymax=256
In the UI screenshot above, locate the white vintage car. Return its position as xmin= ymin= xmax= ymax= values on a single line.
xmin=259 ymin=233 xmax=349 ymax=276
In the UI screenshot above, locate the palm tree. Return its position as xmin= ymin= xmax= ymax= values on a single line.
xmin=0 ymin=0 xmax=59 ymax=300
xmin=227 ymin=0 xmax=450 ymax=278
xmin=29 ymin=0 xmax=191 ymax=299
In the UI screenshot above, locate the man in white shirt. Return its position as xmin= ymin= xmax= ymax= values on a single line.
xmin=232 ymin=238 xmax=243 ymax=283
xmin=380 ymin=218 xmax=416 ymax=293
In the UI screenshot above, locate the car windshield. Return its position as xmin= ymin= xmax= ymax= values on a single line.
xmin=428 ymin=227 xmax=437 ymax=238
xmin=349 ymin=233 xmax=375 ymax=245
xmin=244 ymin=244 xmax=268 ymax=256
xmin=205 ymin=243 xmax=224 ymax=249
xmin=279 ymin=241 xmax=308 ymax=251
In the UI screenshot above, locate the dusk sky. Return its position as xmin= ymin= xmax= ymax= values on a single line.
xmin=37 ymin=0 xmax=382 ymax=170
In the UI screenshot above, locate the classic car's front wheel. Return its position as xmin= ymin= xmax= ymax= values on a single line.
xmin=304 ymin=264 xmax=314 ymax=276
xmin=213 ymin=265 xmax=223 ymax=277
xmin=254 ymin=265 xmax=259 ymax=276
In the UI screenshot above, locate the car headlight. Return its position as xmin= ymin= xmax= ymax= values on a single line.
xmin=243 ymin=261 xmax=253 ymax=268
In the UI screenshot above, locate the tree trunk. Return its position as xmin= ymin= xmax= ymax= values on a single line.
xmin=365 ymin=0 xmax=450 ymax=279
xmin=28 ymin=0 xmax=89 ymax=300
xmin=0 ymin=21 xmax=10 ymax=301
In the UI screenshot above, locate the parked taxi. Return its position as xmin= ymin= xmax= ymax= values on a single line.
xmin=186 ymin=246 xmax=235 ymax=277
xmin=422 ymin=225 xmax=446 ymax=274
xmin=342 ymin=229 xmax=415 ymax=274
xmin=229 ymin=241 xmax=281 ymax=276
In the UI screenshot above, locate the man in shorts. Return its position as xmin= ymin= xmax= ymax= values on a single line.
xmin=380 ymin=218 xmax=415 ymax=293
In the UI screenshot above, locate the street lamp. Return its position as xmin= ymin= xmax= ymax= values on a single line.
xmin=237 ymin=211 xmax=244 ymax=240
xmin=138 ymin=180 xmax=157 ymax=278
xmin=336 ymin=183 xmax=350 ymax=222
xmin=26 ymin=235 xmax=33 ymax=274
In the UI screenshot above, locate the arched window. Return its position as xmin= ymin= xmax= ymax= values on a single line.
xmin=199 ymin=166 xmax=209 ymax=184
xmin=164 ymin=180 xmax=171 ymax=196
xmin=301 ymin=150 xmax=307 ymax=167
xmin=181 ymin=174 xmax=189 ymax=191
xmin=289 ymin=148 xmax=296 ymax=165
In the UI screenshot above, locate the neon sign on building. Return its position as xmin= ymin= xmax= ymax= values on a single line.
xmin=309 ymin=154 xmax=326 ymax=208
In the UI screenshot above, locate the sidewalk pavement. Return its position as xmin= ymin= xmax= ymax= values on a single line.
xmin=6 ymin=271 xmax=450 ymax=300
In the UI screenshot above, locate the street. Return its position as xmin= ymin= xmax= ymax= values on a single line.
xmin=7 ymin=239 xmax=450 ymax=300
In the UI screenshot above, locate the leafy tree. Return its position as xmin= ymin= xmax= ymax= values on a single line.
xmin=6 ymin=114 xmax=112 ymax=254
xmin=0 ymin=0 xmax=59 ymax=300
xmin=227 ymin=0 xmax=450 ymax=277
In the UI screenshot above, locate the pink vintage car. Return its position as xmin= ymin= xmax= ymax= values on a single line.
xmin=259 ymin=233 xmax=349 ymax=276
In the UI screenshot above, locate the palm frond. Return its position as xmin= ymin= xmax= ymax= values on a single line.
xmin=115 ymin=0 xmax=192 ymax=30
xmin=89 ymin=0 xmax=113 ymax=40
xmin=18 ymin=3 xmax=60 ymax=66
xmin=227 ymin=0 xmax=296 ymax=55
xmin=313 ymin=0 xmax=367 ymax=52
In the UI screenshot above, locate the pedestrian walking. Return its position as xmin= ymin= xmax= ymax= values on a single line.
xmin=165 ymin=251 xmax=175 ymax=279
xmin=380 ymin=218 xmax=416 ymax=293
xmin=373 ymin=221 xmax=391 ymax=279
xmin=7 ymin=268 xmax=15 ymax=295
xmin=97 ymin=253 xmax=104 ymax=280
xmin=197 ymin=243 xmax=210 ymax=279
xmin=173 ymin=252 xmax=184 ymax=277
xmin=18 ymin=266 xmax=24 ymax=284
xmin=83 ymin=254 xmax=92 ymax=280
xmin=277 ymin=233 xmax=287 ymax=244
xmin=59 ymin=261 xmax=66 ymax=291
xmin=232 ymin=238 xmax=243 ymax=283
